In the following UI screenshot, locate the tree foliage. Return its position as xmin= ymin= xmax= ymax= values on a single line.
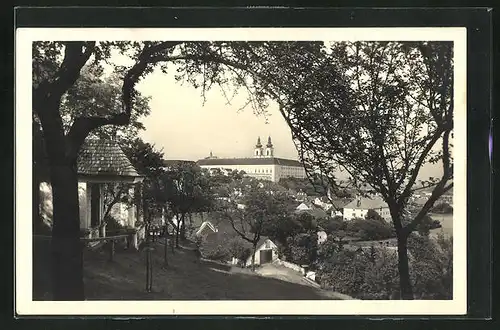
xmin=286 ymin=231 xmax=318 ymax=266
xmin=316 ymin=234 xmax=453 ymax=299
xmin=32 ymin=40 xmax=453 ymax=300
xmin=431 ymin=202 xmax=453 ymax=214
xmin=345 ymin=218 xmax=396 ymax=241
xmin=215 ymin=179 xmax=290 ymax=270
xmin=253 ymin=41 xmax=454 ymax=299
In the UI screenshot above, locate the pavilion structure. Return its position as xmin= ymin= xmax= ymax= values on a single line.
xmin=76 ymin=138 xmax=145 ymax=242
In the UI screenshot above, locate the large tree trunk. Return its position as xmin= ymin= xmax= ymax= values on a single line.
xmin=50 ymin=163 xmax=84 ymax=300
xmin=33 ymin=171 xmax=40 ymax=233
xmin=251 ymin=244 xmax=257 ymax=272
xmin=180 ymin=213 xmax=186 ymax=240
xmin=396 ymin=233 xmax=414 ymax=300
xmin=175 ymin=214 xmax=181 ymax=248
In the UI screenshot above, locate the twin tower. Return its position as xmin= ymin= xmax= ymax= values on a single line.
xmin=254 ymin=136 xmax=274 ymax=158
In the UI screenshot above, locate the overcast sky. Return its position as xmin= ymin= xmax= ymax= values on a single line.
xmin=135 ymin=66 xmax=300 ymax=161
xmin=128 ymin=61 xmax=441 ymax=181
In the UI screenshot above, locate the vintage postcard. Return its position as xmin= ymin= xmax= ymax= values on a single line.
xmin=16 ymin=27 xmax=466 ymax=315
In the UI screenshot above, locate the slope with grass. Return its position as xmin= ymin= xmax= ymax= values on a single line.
xmin=34 ymin=239 xmax=345 ymax=300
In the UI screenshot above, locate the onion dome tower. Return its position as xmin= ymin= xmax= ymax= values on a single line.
xmin=265 ymin=136 xmax=274 ymax=157
xmin=254 ymin=136 xmax=263 ymax=157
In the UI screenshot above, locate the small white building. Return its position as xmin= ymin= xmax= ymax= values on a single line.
xmin=296 ymin=202 xmax=312 ymax=212
xmin=195 ymin=221 xmax=218 ymax=237
xmin=313 ymin=196 xmax=333 ymax=211
xmin=343 ymin=195 xmax=391 ymax=222
xmin=244 ymin=237 xmax=279 ymax=267
xmin=317 ymin=231 xmax=328 ymax=245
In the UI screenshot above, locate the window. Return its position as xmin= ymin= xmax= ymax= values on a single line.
xmin=265 ymin=240 xmax=271 ymax=248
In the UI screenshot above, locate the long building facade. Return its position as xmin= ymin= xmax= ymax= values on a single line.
xmin=197 ymin=137 xmax=307 ymax=182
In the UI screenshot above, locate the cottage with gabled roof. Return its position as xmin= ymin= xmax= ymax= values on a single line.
xmin=342 ymin=195 xmax=391 ymax=222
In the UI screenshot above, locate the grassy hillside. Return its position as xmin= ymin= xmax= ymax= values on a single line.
xmin=34 ymin=239 xmax=343 ymax=300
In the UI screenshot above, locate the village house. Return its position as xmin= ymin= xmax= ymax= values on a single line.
xmin=342 ymin=195 xmax=391 ymax=222
xmin=329 ymin=198 xmax=352 ymax=218
xmin=312 ymin=196 xmax=333 ymax=211
xmin=295 ymin=201 xmax=329 ymax=219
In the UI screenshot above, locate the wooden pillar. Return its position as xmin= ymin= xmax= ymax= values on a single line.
xmin=128 ymin=185 xmax=135 ymax=228
xmin=85 ymin=182 xmax=92 ymax=230
xmin=98 ymin=184 xmax=106 ymax=238
xmin=136 ymin=182 xmax=143 ymax=223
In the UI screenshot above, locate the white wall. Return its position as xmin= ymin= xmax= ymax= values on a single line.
xmin=201 ymin=164 xmax=276 ymax=181
xmin=39 ymin=181 xmax=135 ymax=230
xmin=245 ymin=239 xmax=279 ymax=266
xmin=343 ymin=207 xmax=392 ymax=222
xmin=200 ymin=163 xmax=306 ymax=182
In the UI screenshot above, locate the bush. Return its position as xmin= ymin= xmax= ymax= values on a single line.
xmin=346 ymin=218 xmax=395 ymax=241
xmin=365 ymin=209 xmax=384 ymax=222
xmin=315 ymin=233 xmax=453 ymax=299
xmin=286 ymin=231 xmax=318 ymax=266
xmin=408 ymin=233 xmax=453 ymax=299
xmin=361 ymin=248 xmax=400 ymax=299
xmin=317 ymin=216 xmax=344 ymax=235
xmin=199 ymin=234 xmax=231 ymax=262
xmin=199 ymin=232 xmax=250 ymax=263
xmin=432 ymin=202 xmax=453 ymax=214
xmin=416 ymin=215 xmax=442 ymax=236
xmin=227 ymin=237 xmax=252 ymax=263
xmin=316 ymin=249 xmax=370 ymax=297
xmin=314 ymin=237 xmax=340 ymax=269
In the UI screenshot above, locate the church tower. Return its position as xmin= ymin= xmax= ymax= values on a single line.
xmin=265 ymin=136 xmax=274 ymax=157
xmin=254 ymin=136 xmax=263 ymax=157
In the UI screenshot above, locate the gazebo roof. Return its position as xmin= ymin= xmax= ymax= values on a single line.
xmin=77 ymin=138 xmax=144 ymax=183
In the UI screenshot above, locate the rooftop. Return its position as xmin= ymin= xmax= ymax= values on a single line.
xmin=163 ymin=159 xmax=196 ymax=167
xmin=197 ymin=157 xmax=303 ymax=167
xmin=343 ymin=195 xmax=388 ymax=210
xmin=76 ymin=138 xmax=142 ymax=179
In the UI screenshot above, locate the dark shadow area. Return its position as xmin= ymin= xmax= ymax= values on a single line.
xmin=34 ymin=240 xmax=342 ymax=300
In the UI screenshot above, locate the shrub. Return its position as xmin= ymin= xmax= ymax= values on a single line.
xmin=199 ymin=234 xmax=231 ymax=261
xmin=315 ymin=233 xmax=453 ymax=299
xmin=416 ymin=215 xmax=442 ymax=236
xmin=365 ymin=209 xmax=384 ymax=222
xmin=316 ymin=249 xmax=370 ymax=297
xmin=346 ymin=218 xmax=395 ymax=241
xmin=408 ymin=233 xmax=453 ymax=299
xmin=199 ymin=232 xmax=250 ymax=263
xmin=286 ymin=231 xmax=318 ymax=266
xmin=317 ymin=216 xmax=344 ymax=235
xmin=227 ymin=237 xmax=252 ymax=263
xmin=361 ymin=248 xmax=400 ymax=299
xmin=432 ymin=202 xmax=453 ymax=214
xmin=314 ymin=237 xmax=340 ymax=269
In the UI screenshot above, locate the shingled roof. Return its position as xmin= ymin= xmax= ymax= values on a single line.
xmin=197 ymin=157 xmax=303 ymax=167
xmin=343 ymin=195 xmax=388 ymax=210
xmin=77 ymin=138 xmax=143 ymax=180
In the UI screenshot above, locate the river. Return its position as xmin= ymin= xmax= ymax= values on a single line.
xmin=429 ymin=212 xmax=453 ymax=237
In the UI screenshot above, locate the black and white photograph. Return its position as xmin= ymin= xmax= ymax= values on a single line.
xmin=16 ymin=26 xmax=467 ymax=315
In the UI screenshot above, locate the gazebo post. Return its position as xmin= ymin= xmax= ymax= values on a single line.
xmin=98 ymin=184 xmax=106 ymax=238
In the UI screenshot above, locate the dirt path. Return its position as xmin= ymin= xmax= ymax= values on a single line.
xmin=254 ymin=263 xmax=355 ymax=300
